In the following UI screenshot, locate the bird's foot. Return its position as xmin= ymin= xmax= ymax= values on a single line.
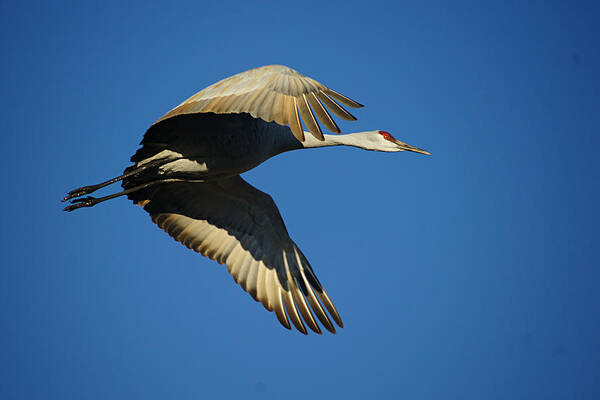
xmin=63 ymin=196 xmax=97 ymax=212
xmin=62 ymin=186 xmax=98 ymax=202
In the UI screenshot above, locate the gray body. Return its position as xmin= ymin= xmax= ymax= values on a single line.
xmin=127 ymin=113 xmax=301 ymax=184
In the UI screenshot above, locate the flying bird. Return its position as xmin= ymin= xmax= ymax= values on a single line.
xmin=63 ymin=65 xmax=429 ymax=335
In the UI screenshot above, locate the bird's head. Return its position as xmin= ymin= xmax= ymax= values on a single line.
xmin=354 ymin=130 xmax=431 ymax=154
xmin=299 ymin=129 xmax=431 ymax=154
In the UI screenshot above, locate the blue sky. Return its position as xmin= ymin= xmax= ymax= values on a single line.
xmin=1 ymin=1 xmax=599 ymax=399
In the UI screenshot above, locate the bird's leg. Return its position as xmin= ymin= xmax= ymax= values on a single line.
xmin=62 ymin=157 xmax=181 ymax=202
xmin=63 ymin=177 xmax=205 ymax=212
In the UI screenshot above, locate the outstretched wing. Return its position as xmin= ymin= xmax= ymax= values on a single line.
xmin=155 ymin=64 xmax=363 ymax=141
xmin=139 ymin=176 xmax=343 ymax=335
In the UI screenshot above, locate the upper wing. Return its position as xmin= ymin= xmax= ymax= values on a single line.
xmin=140 ymin=176 xmax=343 ymax=335
xmin=155 ymin=65 xmax=363 ymax=141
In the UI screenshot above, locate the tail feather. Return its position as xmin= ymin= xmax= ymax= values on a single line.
xmin=130 ymin=143 xmax=168 ymax=163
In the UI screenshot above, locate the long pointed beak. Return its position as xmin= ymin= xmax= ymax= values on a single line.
xmin=393 ymin=139 xmax=431 ymax=155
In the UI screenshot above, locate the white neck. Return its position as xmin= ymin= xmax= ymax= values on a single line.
xmin=300 ymin=131 xmax=380 ymax=149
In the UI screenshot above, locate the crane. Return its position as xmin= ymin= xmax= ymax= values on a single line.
xmin=63 ymin=65 xmax=430 ymax=335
